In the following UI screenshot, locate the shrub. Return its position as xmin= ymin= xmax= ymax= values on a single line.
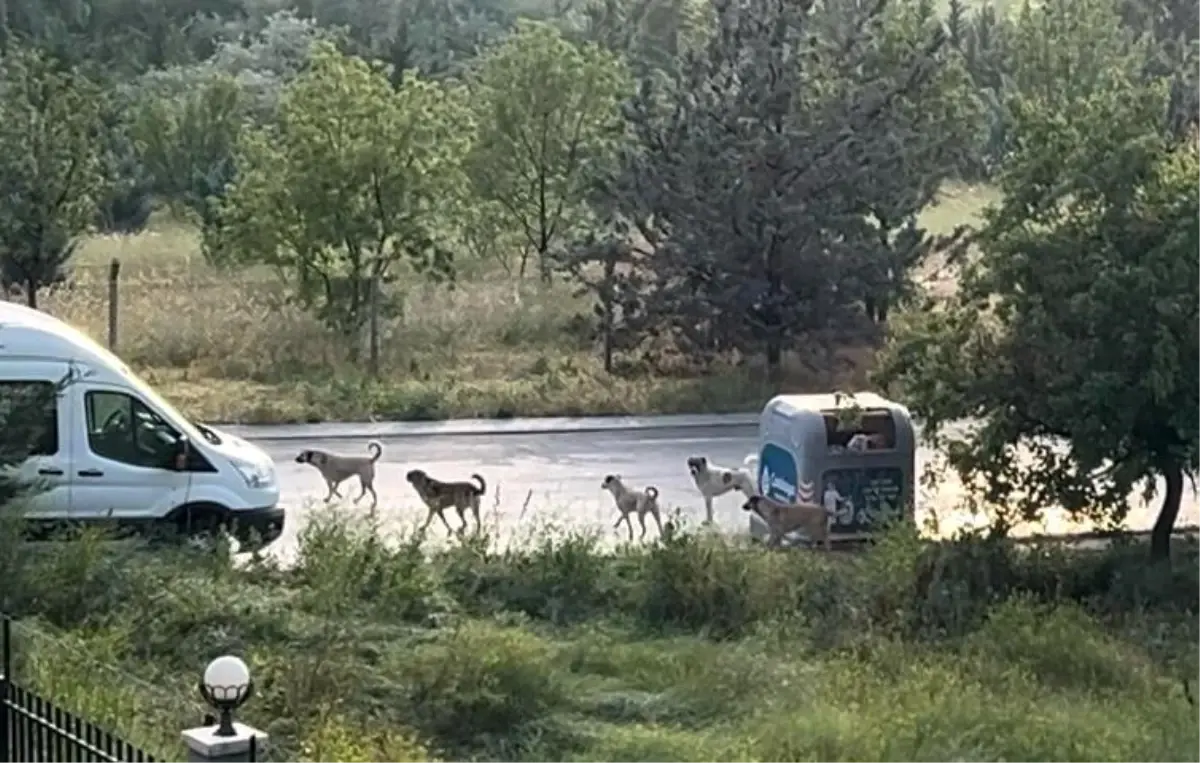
xmin=2 ymin=509 xmax=1195 ymax=761
xmin=387 ymin=620 xmax=565 ymax=753
xmin=438 ymin=531 xmax=618 ymax=624
xmin=629 ymin=531 xmax=810 ymax=639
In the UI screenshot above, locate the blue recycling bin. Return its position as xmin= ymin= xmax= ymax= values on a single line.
xmin=750 ymin=392 xmax=916 ymax=543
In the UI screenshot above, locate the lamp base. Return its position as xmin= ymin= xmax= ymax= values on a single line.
xmin=183 ymin=722 xmax=268 ymax=763
xmin=214 ymin=709 xmax=237 ymax=737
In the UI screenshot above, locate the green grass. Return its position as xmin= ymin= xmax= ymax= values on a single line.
xmin=1 ymin=508 xmax=1196 ymax=762
xmin=30 ymin=185 xmax=998 ymax=424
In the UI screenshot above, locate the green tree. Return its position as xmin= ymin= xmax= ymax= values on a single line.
xmin=0 ymin=45 xmax=110 ymax=308
xmin=210 ymin=42 xmax=470 ymax=367
xmin=594 ymin=0 xmax=978 ymax=373
xmin=131 ymin=74 xmax=244 ymax=231
xmin=876 ymin=73 xmax=1198 ymax=558
xmin=467 ymin=20 xmax=630 ymax=279
xmin=1009 ymin=0 xmax=1138 ymax=107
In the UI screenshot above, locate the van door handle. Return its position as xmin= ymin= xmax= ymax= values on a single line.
xmin=78 ymin=469 xmax=104 ymax=478
xmin=37 ymin=468 xmax=64 ymax=476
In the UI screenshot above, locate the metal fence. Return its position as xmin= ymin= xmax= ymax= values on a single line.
xmin=1 ymin=616 xmax=157 ymax=763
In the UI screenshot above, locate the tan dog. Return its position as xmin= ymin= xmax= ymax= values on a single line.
xmin=295 ymin=440 xmax=382 ymax=508
xmin=407 ymin=469 xmax=486 ymax=534
xmin=602 ymin=474 xmax=663 ymax=541
xmin=742 ymin=494 xmax=834 ymax=550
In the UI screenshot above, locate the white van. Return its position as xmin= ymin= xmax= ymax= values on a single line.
xmin=0 ymin=301 xmax=284 ymax=548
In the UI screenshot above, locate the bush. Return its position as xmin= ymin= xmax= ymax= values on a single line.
xmin=629 ymin=531 xmax=812 ymax=639
xmin=388 ymin=620 xmax=566 ymax=754
xmin=439 ymin=531 xmax=618 ymax=624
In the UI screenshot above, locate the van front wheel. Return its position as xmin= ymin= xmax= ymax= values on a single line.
xmin=171 ymin=503 xmax=230 ymax=542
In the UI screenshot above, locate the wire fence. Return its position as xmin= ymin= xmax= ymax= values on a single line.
xmin=13 ymin=257 xmax=583 ymax=382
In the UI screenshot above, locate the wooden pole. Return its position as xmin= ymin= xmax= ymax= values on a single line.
xmin=107 ymin=259 xmax=120 ymax=351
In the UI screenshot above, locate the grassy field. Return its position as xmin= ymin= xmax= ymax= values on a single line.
xmin=34 ymin=185 xmax=1001 ymax=425
xmin=1 ymin=508 xmax=1196 ymax=762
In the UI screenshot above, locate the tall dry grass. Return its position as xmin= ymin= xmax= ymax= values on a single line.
xmin=32 ymin=186 xmax=993 ymax=424
xmin=54 ymin=233 xmax=591 ymax=384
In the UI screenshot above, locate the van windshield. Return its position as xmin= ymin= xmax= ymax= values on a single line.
xmin=120 ymin=367 xmax=210 ymax=445
xmin=26 ymin=309 xmax=222 ymax=447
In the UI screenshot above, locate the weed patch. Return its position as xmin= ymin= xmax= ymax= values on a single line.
xmin=4 ymin=507 xmax=1196 ymax=761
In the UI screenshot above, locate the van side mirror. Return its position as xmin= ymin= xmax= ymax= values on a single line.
xmin=173 ymin=436 xmax=190 ymax=471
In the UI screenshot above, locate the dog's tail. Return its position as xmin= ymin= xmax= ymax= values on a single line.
xmin=471 ymin=474 xmax=487 ymax=495
xmin=367 ymin=440 xmax=383 ymax=462
xmin=645 ymin=486 xmax=659 ymax=501
xmin=743 ymin=453 xmax=759 ymax=471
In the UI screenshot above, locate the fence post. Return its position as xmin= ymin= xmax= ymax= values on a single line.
xmin=107 ymin=259 xmax=120 ymax=352
xmin=1 ymin=616 xmax=10 ymax=763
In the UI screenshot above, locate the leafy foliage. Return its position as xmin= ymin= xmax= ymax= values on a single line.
xmin=0 ymin=45 xmax=110 ymax=307
xmin=876 ymin=9 xmax=1199 ymax=556
xmin=591 ymin=0 xmax=980 ymax=370
xmin=467 ymin=20 xmax=631 ymax=278
xmin=209 ymin=42 xmax=471 ymax=357
xmin=132 ymin=74 xmax=244 ymax=229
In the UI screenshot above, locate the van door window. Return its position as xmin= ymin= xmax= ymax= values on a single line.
xmin=85 ymin=391 xmax=180 ymax=469
xmin=0 ymin=381 xmax=59 ymax=457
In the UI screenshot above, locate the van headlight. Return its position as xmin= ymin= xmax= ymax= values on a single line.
xmin=231 ymin=458 xmax=275 ymax=490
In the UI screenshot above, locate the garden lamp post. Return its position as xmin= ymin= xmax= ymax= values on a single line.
xmin=199 ymin=656 xmax=253 ymax=737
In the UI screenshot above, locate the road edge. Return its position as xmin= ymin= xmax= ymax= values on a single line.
xmin=223 ymin=411 xmax=761 ymax=441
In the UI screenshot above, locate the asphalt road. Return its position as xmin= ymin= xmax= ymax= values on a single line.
xmin=246 ymin=421 xmax=1200 ymax=558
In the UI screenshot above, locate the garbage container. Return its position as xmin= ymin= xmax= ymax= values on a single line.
xmin=750 ymin=392 xmax=916 ymax=544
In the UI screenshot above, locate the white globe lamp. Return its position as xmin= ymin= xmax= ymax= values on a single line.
xmin=199 ymin=655 xmax=253 ymax=737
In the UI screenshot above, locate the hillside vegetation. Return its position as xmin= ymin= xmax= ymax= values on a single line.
xmin=2 ymin=0 xmax=1192 ymax=423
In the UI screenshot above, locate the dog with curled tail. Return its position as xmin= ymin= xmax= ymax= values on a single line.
xmin=602 ymin=474 xmax=664 ymax=541
xmin=295 ymin=440 xmax=383 ymax=508
xmin=407 ymin=469 xmax=486 ymax=534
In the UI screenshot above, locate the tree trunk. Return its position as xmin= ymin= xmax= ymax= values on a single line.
xmin=765 ymin=334 xmax=782 ymax=379
xmin=367 ymin=272 xmax=380 ymax=379
xmin=601 ymin=257 xmax=616 ymax=374
xmin=0 ymin=0 xmax=8 ymax=55
xmin=602 ymin=304 xmax=614 ymax=374
xmin=25 ymin=279 xmax=36 ymax=310
xmin=1150 ymin=462 xmax=1183 ymax=560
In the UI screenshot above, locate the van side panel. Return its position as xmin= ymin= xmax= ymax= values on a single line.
xmin=0 ymin=360 xmax=74 ymax=519
xmin=67 ymin=380 xmax=193 ymax=520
